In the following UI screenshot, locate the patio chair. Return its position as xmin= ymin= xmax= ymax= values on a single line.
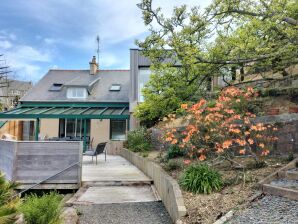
xmin=83 ymin=142 xmax=107 ymax=165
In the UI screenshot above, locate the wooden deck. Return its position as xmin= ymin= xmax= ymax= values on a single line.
xmin=82 ymin=154 xmax=152 ymax=183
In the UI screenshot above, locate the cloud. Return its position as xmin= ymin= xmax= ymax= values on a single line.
xmin=0 ymin=40 xmax=12 ymax=49
xmin=0 ymin=32 xmax=54 ymax=81
xmin=0 ymin=0 xmax=212 ymax=80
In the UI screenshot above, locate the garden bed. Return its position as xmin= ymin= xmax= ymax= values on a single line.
xmin=148 ymin=152 xmax=289 ymax=224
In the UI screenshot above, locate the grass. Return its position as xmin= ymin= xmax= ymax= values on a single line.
xmin=179 ymin=164 xmax=223 ymax=194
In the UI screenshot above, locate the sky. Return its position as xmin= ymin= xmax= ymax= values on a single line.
xmin=0 ymin=0 xmax=211 ymax=83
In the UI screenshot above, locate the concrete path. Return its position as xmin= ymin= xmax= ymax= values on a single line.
xmin=69 ymin=154 xmax=172 ymax=224
xmin=74 ymin=185 xmax=158 ymax=205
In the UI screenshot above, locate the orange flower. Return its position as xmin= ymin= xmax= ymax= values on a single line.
xmin=223 ymin=140 xmax=233 ymax=149
xmin=248 ymin=138 xmax=254 ymax=145
xmin=166 ymin=137 xmax=173 ymax=142
xmin=229 ymin=128 xmax=241 ymax=134
xmin=183 ymin=159 xmax=191 ymax=165
xmin=181 ymin=104 xmax=188 ymax=109
xmin=244 ymin=131 xmax=250 ymax=136
xmin=171 ymin=139 xmax=178 ymax=144
xmin=261 ymin=149 xmax=270 ymax=156
xmin=235 ymin=139 xmax=246 ymax=146
xmin=224 ymin=109 xmax=235 ymax=114
xmin=236 ymin=99 xmax=241 ymax=103
xmin=199 ymin=154 xmax=206 ymax=161
xmin=239 ymin=149 xmax=246 ymax=154
xmin=259 ymin=143 xmax=265 ymax=148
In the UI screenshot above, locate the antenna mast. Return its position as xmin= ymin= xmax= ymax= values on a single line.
xmin=96 ymin=35 xmax=100 ymax=64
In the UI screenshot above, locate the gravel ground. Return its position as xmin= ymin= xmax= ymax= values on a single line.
xmin=229 ymin=195 xmax=298 ymax=224
xmin=75 ymin=201 xmax=172 ymax=224
xmin=270 ymin=179 xmax=298 ymax=189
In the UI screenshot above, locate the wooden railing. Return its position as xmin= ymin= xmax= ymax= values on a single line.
xmin=0 ymin=140 xmax=83 ymax=189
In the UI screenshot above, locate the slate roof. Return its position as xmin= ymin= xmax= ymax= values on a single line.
xmin=21 ymin=69 xmax=130 ymax=103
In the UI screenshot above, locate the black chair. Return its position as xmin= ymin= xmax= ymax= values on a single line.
xmin=83 ymin=142 xmax=107 ymax=164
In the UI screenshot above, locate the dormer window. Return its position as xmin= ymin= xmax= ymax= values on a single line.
xmin=49 ymin=83 xmax=63 ymax=91
xmin=110 ymin=84 xmax=121 ymax=91
xmin=67 ymin=87 xmax=87 ymax=99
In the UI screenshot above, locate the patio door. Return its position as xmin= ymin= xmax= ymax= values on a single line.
xmin=59 ymin=119 xmax=90 ymax=139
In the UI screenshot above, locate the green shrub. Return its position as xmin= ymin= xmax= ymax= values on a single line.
xmin=20 ymin=192 xmax=63 ymax=224
xmin=287 ymin=152 xmax=294 ymax=162
xmin=0 ymin=172 xmax=20 ymax=224
xmin=179 ymin=164 xmax=222 ymax=194
xmin=166 ymin=145 xmax=185 ymax=160
xmin=127 ymin=127 xmax=151 ymax=152
xmin=164 ymin=160 xmax=183 ymax=171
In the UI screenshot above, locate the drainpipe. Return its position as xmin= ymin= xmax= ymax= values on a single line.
xmin=35 ymin=118 xmax=40 ymax=141
xmin=83 ymin=119 xmax=87 ymax=152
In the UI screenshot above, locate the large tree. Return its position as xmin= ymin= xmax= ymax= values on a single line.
xmin=135 ymin=0 xmax=298 ymax=125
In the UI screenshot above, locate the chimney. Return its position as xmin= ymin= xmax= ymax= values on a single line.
xmin=89 ymin=56 xmax=98 ymax=75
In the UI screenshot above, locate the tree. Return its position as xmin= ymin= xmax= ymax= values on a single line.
xmin=135 ymin=0 xmax=298 ymax=124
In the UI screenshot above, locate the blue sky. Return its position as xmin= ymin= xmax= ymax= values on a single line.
xmin=0 ymin=0 xmax=211 ymax=82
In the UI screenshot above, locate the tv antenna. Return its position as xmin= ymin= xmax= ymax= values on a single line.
xmin=96 ymin=35 xmax=100 ymax=64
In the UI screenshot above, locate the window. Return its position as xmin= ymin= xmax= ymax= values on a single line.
xmin=110 ymin=84 xmax=121 ymax=91
xmin=110 ymin=120 xmax=127 ymax=140
xmin=138 ymin=68 xmax=151 ymax=102
xmin=67 ymin=87 xmax=87 ymax=99
xmin=49 ymin=83 xmax=63 ymax=91
xmin=59 ymin=119 xmax=90 ymax=139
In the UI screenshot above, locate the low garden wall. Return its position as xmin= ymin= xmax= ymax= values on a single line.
xmin=0 ymin=140 xmax=83 ymax=189
xmin=120 ymin=148 xmax=186 ymax=222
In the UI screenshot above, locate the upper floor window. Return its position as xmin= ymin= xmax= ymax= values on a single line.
xmin=49 ymin=83 xmax=63 ymax=91
xmin=138 ymin=68 xmax=151 ymax=102
xmin=67 ymin=87 xmax=87 ymax=99
xmin=110 ymin=84 xmax=121 ymax=91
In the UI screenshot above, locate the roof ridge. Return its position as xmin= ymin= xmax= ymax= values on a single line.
xmin=49 ymin=69 xmax=130 ymax=72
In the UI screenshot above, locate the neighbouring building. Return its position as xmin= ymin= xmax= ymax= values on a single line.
xmin=0 ymin=79 xmax=32 ymax=110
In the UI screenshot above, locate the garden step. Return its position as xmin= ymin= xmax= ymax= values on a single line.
xmin=82 ymin=180 xmax=154 ymax=187
xmin=269 ymin=179 xmax=298 ymax=190
xmin=263 ymin=182 xmax=298 ymax=201
xmin=278 ymin=169 xmax=298 ymax=180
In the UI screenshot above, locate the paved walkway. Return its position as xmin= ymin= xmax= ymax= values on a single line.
xmin=70 ymin=154 xmax=172 ymax=224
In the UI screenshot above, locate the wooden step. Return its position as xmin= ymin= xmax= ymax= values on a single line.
xmin=278 ymin=170 xmax=298 ymax=180
xmin=285 ymin=170 xmax=298 ymax=180
xmin=263 ymin=184 xmax=298 ymax=201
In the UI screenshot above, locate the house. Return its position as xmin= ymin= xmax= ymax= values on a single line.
xmin=0 ymin=79 xmax=32 ymax=110
xmin=0 ymin=49 xmax=174 ymax=148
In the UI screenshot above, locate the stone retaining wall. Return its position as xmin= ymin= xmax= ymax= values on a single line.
xmin=120 ymin=148 xmax=186 ymax=222
xmin=253 ymin=114 xmax=298 ymax=155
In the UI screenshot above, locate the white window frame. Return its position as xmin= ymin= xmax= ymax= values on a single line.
xmin=67 ymin=87 xmax=87 ymax=99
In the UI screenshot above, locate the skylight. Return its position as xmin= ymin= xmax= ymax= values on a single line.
xmin=110 ymin=84 xmax=121 ymax=91
xmin=49 ymin=83 xmax=63 ymax=91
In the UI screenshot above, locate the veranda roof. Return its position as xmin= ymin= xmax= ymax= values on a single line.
xmin=0 ymin=103 xmax=130 ymax=120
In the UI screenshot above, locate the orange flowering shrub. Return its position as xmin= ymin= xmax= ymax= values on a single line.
xmin=165 ymin=86 xmax=277 ymax=162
